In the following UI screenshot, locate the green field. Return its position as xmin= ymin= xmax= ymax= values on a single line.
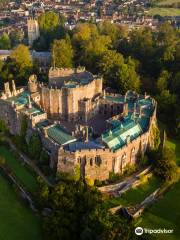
xmin=0 ymin=145 xmax=38 ymax=193
xmin=135 ymin=138 xmax=180 ymax=240
xmin=148 ymin=7 xmax=180 ymax=16
xmin=136 ymin=181 xmax=180 ymax=240
xmin=166 ymin=139 xmax=180 ymax=166
xmin=104 ymin=176 xmax=160 ymax=209
xmin=0 ymin=174 xmax=42 ymax=240
xmin=156 ymin=0 xmax=180 ymax=5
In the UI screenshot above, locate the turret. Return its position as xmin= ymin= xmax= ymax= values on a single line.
xmin=12 ymin=80 xmax=17 ymax=96
xmin=28 ymin=74 xmax=38 ymax=93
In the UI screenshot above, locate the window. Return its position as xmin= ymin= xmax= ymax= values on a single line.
xmin=77 ymin=157 xmax=81 ymax=164
xmin=90 ymin=158 xmax=93 ymax=166
xmin=95 ymin=155 xmax=102 ymax=166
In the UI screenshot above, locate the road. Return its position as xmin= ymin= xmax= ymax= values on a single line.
xmin=98 ymin=166 xmax=152 ymax=196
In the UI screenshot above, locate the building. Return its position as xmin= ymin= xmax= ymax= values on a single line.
xmin=27 ymin=18 xmax=40 ymax=46
xmin=0 ymin=67 xmax=157 ymax=181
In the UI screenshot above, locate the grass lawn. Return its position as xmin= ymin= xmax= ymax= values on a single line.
xmin=166 ymin=139 xmax=180 ymax=166
xmin=0 ymin=145 xmax=38 ymax=193
xmin=0 ymin=174 xmax=42 ymax=240
xmin=148 ymin=7 xmax=180 ymax=16
xmin=136 ymin=181 xmax=180 ymax=240
xmin=156 ymin=0 xmax=180 ymax=5
xmin=104 ymin=176 xmax=160 ymax=209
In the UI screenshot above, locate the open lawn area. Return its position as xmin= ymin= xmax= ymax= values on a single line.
xmin=136 ymin=181 xmax=180 ymax=240
xmin=166 ymin=139 xmax=180 ymax=166
xmin=0 ymin=174 xmax=42 ymax=240
xmin=0 ymin=145 xmax=38 ymax=193
xmin=156 ymin=0 xmax=180 ymax=5
xmin=104 ymin=176 xmax=160 ymax=209
xmin=148 ymin=7 xmax=180 ymax=16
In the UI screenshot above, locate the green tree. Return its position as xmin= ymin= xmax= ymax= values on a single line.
xmin=10 ymin=44 xmax=32 ymax=71
xmin=157 ymin=70 xmax=170 ymax=93
xmin=99 ymin=50 xmax=140 ymax=93
xmin=40 ymin=180 xmax=135 ymax=240
xmin=9 ymin=30 xmax=24 ymax=47
xmin=28 ymin=133 xmax=42 ymax=160
xmin=171 ymin=72 xmax=180 ymax=96
xmin=154 ymin=146 xmax=178 ymax=183
xmin=38 ymin=11 xmax=60 ymax=34
xmin=37 ymin=11 xmax=65 ymax=49
xmin=0 ymin=119 xmax=7 ymax=133
xmin=0 ymin=32 xmax=11 ymax=49
xmin=51 ymin=39 xmax=73 ymax=68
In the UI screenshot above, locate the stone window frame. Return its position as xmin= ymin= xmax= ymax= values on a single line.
xmin=90 ymin=158 xmax=93 ymax=166
xmin=95 ymin=155 xmax=102 ymax=166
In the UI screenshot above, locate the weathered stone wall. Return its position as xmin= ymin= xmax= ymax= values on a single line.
xmin=39 ymin=77 xmax=102 ymax=121
xmin=0 ymin=100 xmax=21 ymax=135
xmin=57 ymin=129 xmax=150 ymax=181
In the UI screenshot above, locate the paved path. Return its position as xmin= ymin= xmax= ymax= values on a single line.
xmin=98 ymin=166 xmax=152 ymax=196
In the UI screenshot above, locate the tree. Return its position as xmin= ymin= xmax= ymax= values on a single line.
xmin=99 ymin=50 xmax=140 ymax=93
xmin=153 ymin=146 xmax=178 ymax=183
xmin=37 ymin=11 xmax=64 ymax=49
xmin=10 ymin=44 xmax=32 ymax=71
xmin=83 ymin=35 xmax=111 ymax=72
xmin=157 ymin=70 xmax=170 ymax=93
xmin=28 ymin=133 xmax=42 ymax=160
xmin=40 ymin=180 xmax=136 ymax=240
xmin=0 ymin=32 xmax=11 ymax=49
xmin=156 ymin=90 xmax=177 ymax=131
xmin=171 ymin=72 xmax=180 ymax=96
xmin=98 ymin=21 xmax=128 ymax=48
xmin=38 ymin=11 xmax=60 ymax=34
xmin=9 ymin=30 xmax=24 ymax=47
xmin=51 ymin=39 xmax=74 ymax=68
xmin=0 ymin=119 xmax=7 ymax=133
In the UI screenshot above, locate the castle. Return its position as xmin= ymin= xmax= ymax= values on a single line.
xmin=0 ymin=67 xmax=157 ymax=181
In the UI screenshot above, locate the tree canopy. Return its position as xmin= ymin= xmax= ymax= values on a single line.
xmin=39 ymin=180 xmax=135 ymax=240
xmin=51 ymin=39 xmax=74 ymax=68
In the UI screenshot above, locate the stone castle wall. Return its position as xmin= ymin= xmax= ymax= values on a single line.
xmin=57 ymin=105 xmax=157 ymax=181
xmin=0 ymin=100 xmax=21 ymax=135
xmin=39 ymin=78 xmax=102 ymax=121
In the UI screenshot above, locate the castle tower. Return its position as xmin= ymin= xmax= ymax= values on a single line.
xmin=4 ymin=82 xmax=11 ymax=98
xmin=28 ymin=74 xmax=38 ymax=93
xmin=27 ymin=18 xmax=40 ymax=46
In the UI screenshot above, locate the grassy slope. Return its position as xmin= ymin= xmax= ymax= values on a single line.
xmin=136 ymin=139 xmax=180 ymax=240
xmin=0 ymin=145 xmax=38 ymax=193
xmin=148 ymin=7 xmax=180 ymax=16
xmin=104 ymin=176 xmax=160 ymax=209
xmin=166 ymin=139 xmax=180 ymax=166
xmin=137 ymin=181 xmax=180 ymax=240
xmin=0 ymin=174 xmax=42 ymax=240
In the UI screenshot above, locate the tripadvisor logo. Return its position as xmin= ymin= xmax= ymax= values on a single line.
xmin=135 ymin=227 xmax=143 ymax=235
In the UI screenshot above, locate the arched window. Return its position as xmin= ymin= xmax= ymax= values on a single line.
xmin=90 ymin=158 xmax=93 ymax=166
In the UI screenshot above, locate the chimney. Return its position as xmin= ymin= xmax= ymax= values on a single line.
xmin=12 ymin=80 xmax=17 ymax=96
xmin=28 ymin=96 xmax=32 ymax=109
xmin=4 ymin=82 xmax=11 ymax=97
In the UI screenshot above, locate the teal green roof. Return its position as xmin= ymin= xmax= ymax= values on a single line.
xmin=47 ymin=125 xmax=76 ymax=145
xmin=102 ymin=119 xmax=143 ymax=151
xmin=6 ymin=91 xmax=30 ymax=106
xmin=36 ymin=120 xmax=50 ymax=129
